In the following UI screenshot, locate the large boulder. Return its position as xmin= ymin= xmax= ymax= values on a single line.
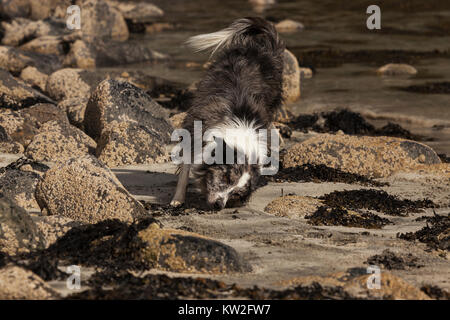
xmin=45 ymin=68 xmax=92 ymax=101
xmin=283 ymin=133 xmax=442 ymax=178
xmin=0 ymin=193 xmax=45 ymax=256
xmin=0 ymin=69 xmax=54 ymax=109
xmin=0 ymin=266 xmax=58 ymax=299
xmin=35 ymin=155 xmax=147 ymax=223
xmin=25 ymin=120 xmax=96 ymax=162
xmin=84 ymin=79 xmax=172 ymax=141
xmin=79 ymin=0 xmax=129 ymax=42
xmin=282 ymin=49 xmax=301 ymax=103
xmin=96 ymin=121 xmax=168 ymax=167
xmin=0 ymin=158 xmax=49 ymax=210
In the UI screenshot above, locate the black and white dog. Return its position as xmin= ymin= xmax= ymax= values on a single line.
xmin=170 ymin=17 xmax=285 ymax=209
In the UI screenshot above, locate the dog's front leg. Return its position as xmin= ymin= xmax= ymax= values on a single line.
xmin=170 ymin=164 xmax=190 ymax=207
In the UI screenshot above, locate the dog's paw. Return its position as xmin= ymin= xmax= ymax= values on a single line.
xmin=170 ymin=199 xmax=184 ymax=207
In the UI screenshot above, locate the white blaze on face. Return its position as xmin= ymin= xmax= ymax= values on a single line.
xmin=214 ymin=171 xmax=251 ymax=204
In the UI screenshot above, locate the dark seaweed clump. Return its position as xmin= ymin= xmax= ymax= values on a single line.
xmin=267 ymin=163 xmax=386 ymax=187
xmin=319 ymin=189 xmax=435 ymax=216
xmin=365 ymin=250 xmax=422 ymax=270
xmin=398 ymin=213 xmax=449 ymax=251
xmin=400 ymin=82 xmax=450 ymax=94
xmin=148 ymin=84 xmax=194 ymax=111
xmin=305 ymin=206 xmax=391 ymax=229
xmin=420 ymin=285 xmax=450 ymax=300
xmin=438 ymin=153 xmax=450 ymax=163
xmin=15 ymin=218 xmax=160 ymax=281
xmin=290 ymin=110 xmax=425 ymax=141
xmin=67 ymin=270 xmax=353 ymax=300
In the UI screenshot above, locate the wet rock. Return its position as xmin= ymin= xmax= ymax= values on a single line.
xmin=79 ymin=0 xmax=129 ymax=42
xmin=20 ymin=66 xmax=48 ymax=92
xmin=283 ymin=133 xmax=441 ymax=178
xmin=275 ymin=19 xmax=304 ymax=33
xmin=64 ymin=39 xmax=169 ymax=68
xmin=84 ymin=79 xmax=172 ymax=142
xmin=0 ymin=193 xmax=45 ymax=256
xmin=401 ymin=81 xmax=450 ymax=94
xmin=264 ymin=195 xmax=323 ymax=218
xmin=137 ymin=223 xmax=250 ymax=273
xmin=0 ymin=158 xmax=49 ymax=210
xmin=377 ymin=63 xmax=417 ymax=76
xmin=35 ymin=155 xmax=147 ymax=223
xmin=282 ymin=49 xmax=301 ymax=103
xmin=0 ymin=45 xmax=61 ymax=74
xmin=0 ymin=125 xmax=24 ymax=153
xmin=109 ymin=1 xmax=163 ymax=23
xmin=0 ymin=265 xmax=58 ymax=299
xmin=96 ymin=121 xmax=168 ymax=167
xmin=0 ymin=70 xmax=54 ymax=109
xmin=25 ymin=120 xmax=96 ymax=162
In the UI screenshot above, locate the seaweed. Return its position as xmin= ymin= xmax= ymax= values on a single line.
xmin=400 ymin=82 xmax=450 ymax=94
xmin=319 ymin=189 xmax=435 ymax=216
xmin=420 ymin=285 xmax=450 ymax=300
xmin=365 ymin=250 xmax=422 ymax=270
xmin=305 ymin=206 xmax=391 ymax=229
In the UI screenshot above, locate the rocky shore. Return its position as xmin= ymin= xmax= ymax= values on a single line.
xmin=0 ymin=0 xmax=449 ymax=300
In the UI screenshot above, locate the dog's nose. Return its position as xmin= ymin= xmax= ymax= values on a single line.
xmin=213 ymin=199 xmax=225 ymax=210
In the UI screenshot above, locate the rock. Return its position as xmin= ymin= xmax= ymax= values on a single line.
xmin=84 ymin=79 xmax=172 ymax=141
xmin=96 ymin=121 xmax=168 ymax=167
xmin=1 ymin=18 xmax=58 ymax=46
xmin=0 ymin=265 xmax=58 ymax=299
xmin=275 ymin=19 xmax=304 ymax=33
xmin=25 ymin=120 xmax=96 ymax=162
xmin=377 ymin=63 xmax=417 ymax=76
xmin=0 ymin=193 xmax=45 ymax=256
xmin=137 ymin=222 xmax=250 ymax=273
xmin=0 ymin=0 xmax=30 ymax=19
xmin=28 ymin=0 xmax=70 ymax=20
xmin=58 ymin=97 xmax=88 ymax=129
xmin=300 ymin=67 xmax=313 ymax=79
xmin=20 ymin=35 xmax=66 ymax=56
xmin=20 ymin=66 xmax=48 ymax=92
xmin=283 ymin=134 xmax=442 ymax=178
xmin=145 ymin=22 xmax=175 ymax=34
xmin=35 ymin=155 xmax=147 ymax=223
xmin=0 ymin=125 xmax=24 ymax=153
xmin=46 ymin=68 xmax=92 ymax=101
xmin=0 ymin=69 xmax=54 ymax=109
xmin=21 ymin=103 xmax=68 ymax=127
xmin=0 ymin=158 xmax=49 ymax=210
xmin=0 ymin=108 xmax=38 ymax=146
xmin=0 ymin=45 xmax=61 ymax=74
xmin=109 ymin=1 xmax=163 ymax=23
xmin=79 ymin=0 xmax=129 ymax=42
xmin=169 ymin=112 xmax=187 ymax=129
xmin=64 ymin=39 xmax=169 ymax=68
xmin=282 ymin=49 xmax=301 ymax=103
xmin=32 ymin=215 xmax=82 ymax=247
xmin=264 ymin=195 xmax=323 ymax=218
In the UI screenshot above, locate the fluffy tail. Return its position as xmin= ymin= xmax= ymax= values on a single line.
xmin=186 ymin=17 xmax=284 ymax=56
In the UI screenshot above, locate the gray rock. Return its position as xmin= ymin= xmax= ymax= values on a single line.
xmin=84 ymin=79 xmax=172 ymax=141
xmin=35 ymin=155 xmax=147 ymax=223
xmin=0 ymin=193 xmax=45 ymax=256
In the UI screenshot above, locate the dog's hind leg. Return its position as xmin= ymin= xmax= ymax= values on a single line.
xmin=170 ymin=164 xmax=190 ymax=207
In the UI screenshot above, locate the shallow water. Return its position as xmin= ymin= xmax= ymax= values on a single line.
xmin=116 ymin=0 xmax=450 ymax=153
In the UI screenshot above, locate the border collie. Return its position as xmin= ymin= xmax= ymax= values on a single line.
xmin=170 ymin=17 xmax=285 ymax=209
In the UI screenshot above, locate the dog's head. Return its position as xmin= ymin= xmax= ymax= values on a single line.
xmin=193 ymin=163 xmax=261 ymax=209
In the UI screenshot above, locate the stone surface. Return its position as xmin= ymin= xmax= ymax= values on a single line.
xmin=79 ymin=0 xmax=129 ymax=42
xmin=96 ymin=121 xmax=168 ymax=167
xmin=109 ymin=1 xmax=163 ymax=23
xmin=57 ymin=97 xmax=88 ymax=129
xmin=35 ymin=155 xmax=147 ymax=223
xmin=0 ymin=69 xmax=54 ymax=109
xmin=282 ymin=49 xmax=301 ymax=103
xmin=0 ymin=0 xmax=30 ymax=19
xmin=0 ymin=193 xmax=45 ymax=256
xmin=20 ymin=66 xmax=48 ymax=92
xmin=264 ymin=195 xmax=323 ymax=218
xmin=32 ymin=215 xmax=82 ymax=248
xmin=0 ymin=265 xmax=58 ymax=299
xmin=62 ymin=40 xmax=96 ymax=69
xmin=46 ymin=68 xmax=92 ymax=101
xmin=0 ymin=125 xmax=24 ymax=153
xmin=21 ymin=103 xmax=68 ymax=127
xmin=20 ymin=35 xmax=66 ymax=56
xmin=283 ymin=134 xmax=442 ymax=178
xmin=0 ymin=45 xmax=61 ymax=75
xmin=25 ymin=120 xmax=96 ymax=162
xmin=137 ymin=223 xmax=250 ymax=273
xmin=28 ymin=0 xmax=70 ymax=20
xmin=0 ymin=107 xmax=39 ymax=147
xmin=377 ymin=63 xmax=418 ymax=76
xmin=84 ymin=79 xmax=172 ymax=142
xmin=0 ymin=158 xmax=49 ymax=210
xmin=275 ymin=19 xmax=304 ymax=33
xmin=1 ymin=18 xmax=64 ymax=47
